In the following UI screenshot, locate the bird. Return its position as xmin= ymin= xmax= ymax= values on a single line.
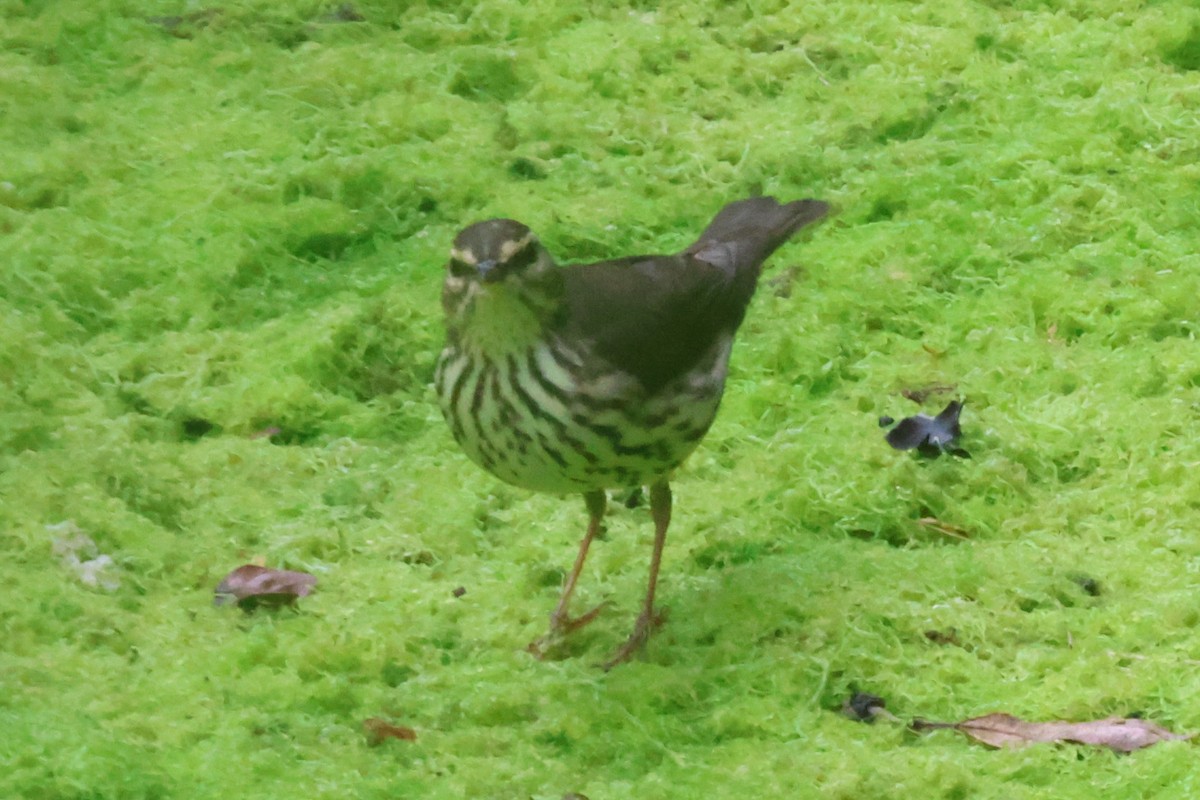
xmin=434 ymin=195 xmax=830 ymax=668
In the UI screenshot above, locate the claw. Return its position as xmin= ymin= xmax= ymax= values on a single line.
xmin=600 ymin=607 xmax=667 ymax=670
xmin=526 ymin=601 xmax=610 ymax=660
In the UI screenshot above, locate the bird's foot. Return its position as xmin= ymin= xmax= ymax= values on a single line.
xmin=526 ymin=602 xmax=609 ymax=660
xmin=600 ymin=607 xmax=668 ymax=671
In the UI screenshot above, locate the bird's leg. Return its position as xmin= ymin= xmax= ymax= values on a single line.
xmin=528 ymin=490 xmax=609 ymax=658
xmin=602 ymin=478 xmax=671 ymax=670
xmin=549 ymin=489 xmax=610 ymax=632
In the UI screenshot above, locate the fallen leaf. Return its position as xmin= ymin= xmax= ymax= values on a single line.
xmin=363 ymin=717 xmax=417 ymax=745
xmin=884 ymin=400 xmax=970 ymax=458
xmin=917 ymin=517 xmax=971 ymax=540
xmin=924 ymin=628 xmax=961 ymax=646
xmin=214 ymin=564 xmax=316 ymax=610
xmin=912 ymin=712 xmax=1189 ymax=753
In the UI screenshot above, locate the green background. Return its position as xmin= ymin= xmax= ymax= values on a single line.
xmin=2 ymin=1 xmax=1199 ymax=797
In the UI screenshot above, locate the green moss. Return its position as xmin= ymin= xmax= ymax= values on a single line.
xmin=3 ymin=0 xmax=1200 ymax=797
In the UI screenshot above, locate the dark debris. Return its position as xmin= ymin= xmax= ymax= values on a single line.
xmin=842 ymin=692 xmax=892 ymax=723
xmin=883 ymin=400 xmax=970 ymax=459
xmin=924 ymin=627 xmax=961 ymax=646
xmin=621 ymin=486 xmax=643 ymax=509
xmin=1069 ymin=573 xmax=1102 ymax=597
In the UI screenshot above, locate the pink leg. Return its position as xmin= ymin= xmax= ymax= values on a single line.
xmin=528 ymin=490 xmax=609 ymax=658
xmin=602 ymin=478 xmax=671 ymax=669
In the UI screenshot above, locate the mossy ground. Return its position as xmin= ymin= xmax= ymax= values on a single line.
xmin=3 ymin=1 xmax=1200 ymax=797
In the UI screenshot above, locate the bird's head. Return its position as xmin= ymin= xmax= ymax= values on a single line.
xmin=448 ymin=218 xmax=550 ymax=283
xmin=441 ymin=218 xmax=560 ymax=348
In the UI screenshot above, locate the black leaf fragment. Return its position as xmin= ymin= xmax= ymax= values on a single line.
xmin=884 ymin=400 xmax=970 ymax=459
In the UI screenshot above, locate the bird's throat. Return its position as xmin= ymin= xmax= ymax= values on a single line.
xmin=460 ymin=284 xmax=546 ymax=359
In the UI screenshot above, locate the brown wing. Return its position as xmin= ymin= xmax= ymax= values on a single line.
xmin=559 ymin=197 xmax=830 ymax=393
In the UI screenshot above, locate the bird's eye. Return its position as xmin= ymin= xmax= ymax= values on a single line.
xmin=505 ymin=244 xmax=538 ymax=272
xmin=448 ymin=258 xmax=473 ymax=277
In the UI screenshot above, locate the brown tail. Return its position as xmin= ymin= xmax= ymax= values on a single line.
xmin=686 ymin=196 xmax=831 ymax=275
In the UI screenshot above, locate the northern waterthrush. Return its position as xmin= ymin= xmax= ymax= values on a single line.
xmin=435 ymin=196 xmax=830 ymax=667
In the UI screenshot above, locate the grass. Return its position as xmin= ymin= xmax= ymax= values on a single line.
xmin=2 ymin=0 xmax=1200 ymax=797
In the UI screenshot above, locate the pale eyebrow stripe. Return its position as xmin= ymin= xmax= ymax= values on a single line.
xmin=499 ymin=233 xmax=535 ymax=261
xmin=450 ymin=247 xmax=478 ymax=265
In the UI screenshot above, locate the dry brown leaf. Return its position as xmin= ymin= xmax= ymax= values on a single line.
xmin=923 ymin=627 xmax=961 ymax=646
xmin=913 ymin=712 xmax=1189 ymax=753
xmin=214 ymin=564 xmax=317 ymax=610
xmin=917 ymin=517 xmax=971 ymax=540
xmin=363 ymin=717 xmax=418 ymax=745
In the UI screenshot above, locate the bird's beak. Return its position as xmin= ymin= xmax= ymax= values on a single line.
xmin=476 ymin=259 xmax=501 ymax=283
